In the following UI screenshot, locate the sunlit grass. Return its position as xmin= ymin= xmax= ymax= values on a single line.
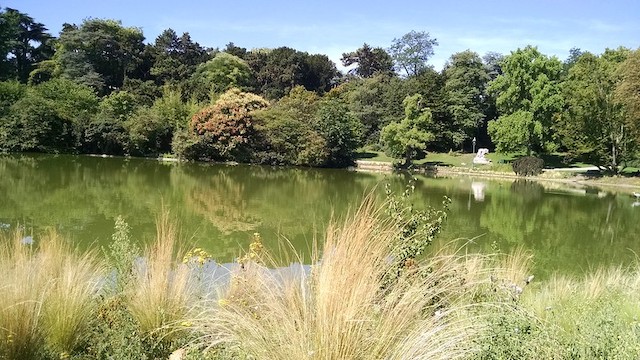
xmin=0 ymin=230 xmax=104 ymax=359
xmin=192 ymin=201 xmax=489 ymax=359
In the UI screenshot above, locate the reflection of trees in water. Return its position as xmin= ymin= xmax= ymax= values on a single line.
xmin=174 ymin=164 xmax=382 ymax=245
xmin=510 ymin=180 xmax=544 ymax=201
xmin=479 ymin=180 xmax=640 ymax=276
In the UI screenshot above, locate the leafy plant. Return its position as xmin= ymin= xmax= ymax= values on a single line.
xmin=512 ymin=156 xmax=544 ymax=176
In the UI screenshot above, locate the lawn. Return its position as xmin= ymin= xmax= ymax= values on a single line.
xmin=354 ymin=149 xmax=618 ymax=173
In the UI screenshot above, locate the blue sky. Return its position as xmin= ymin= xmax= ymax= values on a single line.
xmin=5 ymin=0 xmax=639 ymax=70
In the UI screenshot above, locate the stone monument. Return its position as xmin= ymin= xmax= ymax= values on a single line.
xmin=472 ymin=148 xmax=491 ymax=165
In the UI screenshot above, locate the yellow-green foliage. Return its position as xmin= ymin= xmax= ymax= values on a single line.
xmin=127 ymin=212 xmax=195 ymax=337
xmin=193 ymin=201 xmax=488 ymax=359
xmin=0 ymin=230 xmax=103 ymax=359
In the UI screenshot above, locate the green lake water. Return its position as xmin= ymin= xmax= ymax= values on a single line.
xmin=1 ymin=153 xmax=639 ymax=278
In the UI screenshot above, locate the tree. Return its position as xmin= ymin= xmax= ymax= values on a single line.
xmin=615 ymin=49 xmax=640 ymax=152
xmin=55 ymin=19 xmax=145 ymax=93
xmin=191 ymin=52 xmax=254 ymax=97
xmin=341 ymin=43 xmax=394 ymax=77
xmin=86 ymin=91 xmax=139 ymax=154
xmin=558 ymin=49 xmax=632 ymax=173
xmin=338 ymin=73 xmax=407 ymax=144
xmin=487 ymin=46 xmax=563 ymax=154
xmin=380 ymin=93 xmax=435 ymax=166
xmin=150 ymin=29 xmax=209 ymax=85
xmin=443 ymin=50 xmax=490 ymax=149
xmin=313 ymin=98 xmax=362 ymax=167
xmin=388 ymin=30 xmax=438 ymax=77
xmin=190 ymin=88 xmax=269 ymax=161
xmin=246 ymin=47 xmax=338 ymax=99
xmin=0 ymin=8 xmax=53 ymax=82
xmin=254 ymin=86 xmax=328 ymax=166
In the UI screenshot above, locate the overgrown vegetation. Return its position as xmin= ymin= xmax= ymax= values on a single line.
xmin=2 ymin=7 xmax=638 ymax=172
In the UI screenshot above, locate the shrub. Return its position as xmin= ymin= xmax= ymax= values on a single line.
xmin=512 ymin=156 xmax=544 ymax=176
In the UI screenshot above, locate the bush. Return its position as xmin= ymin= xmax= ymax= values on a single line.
xmin=512 ymin=156 xmax=544 ymax=176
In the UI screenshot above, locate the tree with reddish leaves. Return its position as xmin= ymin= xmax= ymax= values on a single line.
xmin=190 ymin=88 xmax=268 ymax=161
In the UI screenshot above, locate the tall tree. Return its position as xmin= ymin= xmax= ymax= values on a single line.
xmin=246 ymin=47 xmax=337 ymax=99
xmin=487 ymin=46 xmax=564 ymax=154
xmin=558 ymin=49 xmax=631 ymax=173
xmin=190 ymin=52 xmax=254 ymax=99
xmin=150 ymin=29 xmax=209 ymax=85
xmin=340 ymin=73 xmax=407 ymax=144
xmin=55 ymin=19 xmax=145 ymax=94
xmin=614 ymin=48 xmax=640 ymax=163
xmin=380 ymin=93 xmax=435 ymax=166
xmin=341 ymin=43 xmax=394 ymax=77
xmin=443 ymin=50 xmax=490 ymax=149
xmin=0 ymin=8 xmax=53 ymax=82
xmin=388 ymin=30 xmax=438 ymax=77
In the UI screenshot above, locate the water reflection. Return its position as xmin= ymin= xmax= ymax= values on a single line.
xmin=471 ymin=182 xmax=486 ymax=201
xmin=1 ymin=154 xmax=640 ymax=278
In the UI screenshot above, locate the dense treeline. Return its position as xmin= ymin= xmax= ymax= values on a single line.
xmin=0 ymin=7 xmax=639 ymax=170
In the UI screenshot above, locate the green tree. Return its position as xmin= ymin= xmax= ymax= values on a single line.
xmin=313 ymin=98 xmax=362 ymax=167
xmin=615 ymin=49 xmax=640 ymax=152
xmin=254 ymin=86 xmax=328 ymax=166
xmin=339 ymin=73 xmax=407 ymax=144
xmin=487 ymin=46 xmax=563 ymax=154
xmin=380 ymin=93 xmax=435 ymax=166
xmin=246 ymin=47 xmax=338 ymax=99
xmin=443 ymin=50 xmax=490 ymax=149
xmin=55 ymin=19 xmax=145 ymax=94
xmin=190 ymin=52 xmax=253 ymax=99
xmin=341 ymin=43 xmax=394 ymax=78
xmin=190 ymin=88 xmax=269 ymax=161
xmin=388 ymin=30 xmax=438 ymax=77
xmin=0 ymin=80 xmax=26 ymax=116
xmin=558 ymin=49 xmax=632 ymax=173
xmin=86 ymin=91 xmax=139 ymax=154
xmin=0 ymin=8 xmax=53 ymax=82
xmin=150 ymin=29 xmax=209 ymax=85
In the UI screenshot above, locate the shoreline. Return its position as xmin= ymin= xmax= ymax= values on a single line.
xmin=354 ymin=160 xmax=640 ymax=193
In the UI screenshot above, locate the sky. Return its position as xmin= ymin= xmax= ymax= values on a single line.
xmin=5 ymin=0 xmax=640 ymax=71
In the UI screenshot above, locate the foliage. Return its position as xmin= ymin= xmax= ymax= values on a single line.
xmin=254 ymin=86 xmax=328 ymax=166
xmin=150 ymin=28 xmax=209 ymax=86
xmin=0 ymin=8 xmax=53 ymax=82
xmin=105 ymin=215 xmax=139 ymax=291
xmin=340 ymin=73 xmax=408 ymax=144
xmin=558 ymin=49 xmax=631 ymax=173
xmin=189 ymin=52 xmax=254 ymax=100
xmin=312 ymin=97 xmax=362 ymax=167
xmin=246 ymin=46 xmax=338 ymax=99
xmin=85 ymin=90 xmax=139 ymax=154
xmin=341 ymin=43 xmax=394 ymax=77
xmin=55 ymin=18 xmax=145 ymax=94
xmin=389 ymin=30 xmax=438 ymax=77
xmin=191 ymin=88 xmax=269 ymax=161
xmin=512 ymin=156 xmax=544 ymax=176
xmin=380 ymin=93 xmax=435 ymax=165
xmin=443 ymin=50 xmax=490 ymax=148
xmin=615 ymin=49 xmax=640 ymax=157
xmin=0 ymin=230 xmax=103 ymax=359
xmin=383 ymin=179 xmax=450 ymax=288
xmin=488 ymin=46 xmax=564 ymax=154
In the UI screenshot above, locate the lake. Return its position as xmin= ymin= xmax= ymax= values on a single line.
xmin=1 ymin=153 xmax=639 ymax=278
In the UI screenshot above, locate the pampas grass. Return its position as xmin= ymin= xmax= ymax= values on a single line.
xmin=192 ymin=201 xmax=487 ymax=359
xmin=0 ymin=230 xmax=104 ymax=359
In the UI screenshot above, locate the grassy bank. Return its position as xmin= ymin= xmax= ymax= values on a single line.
xmin=2 ymin=203 xmax=640 ymax=359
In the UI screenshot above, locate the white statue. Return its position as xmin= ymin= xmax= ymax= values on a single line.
xmin=473 ymin=148 xmax=491 ymax=165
